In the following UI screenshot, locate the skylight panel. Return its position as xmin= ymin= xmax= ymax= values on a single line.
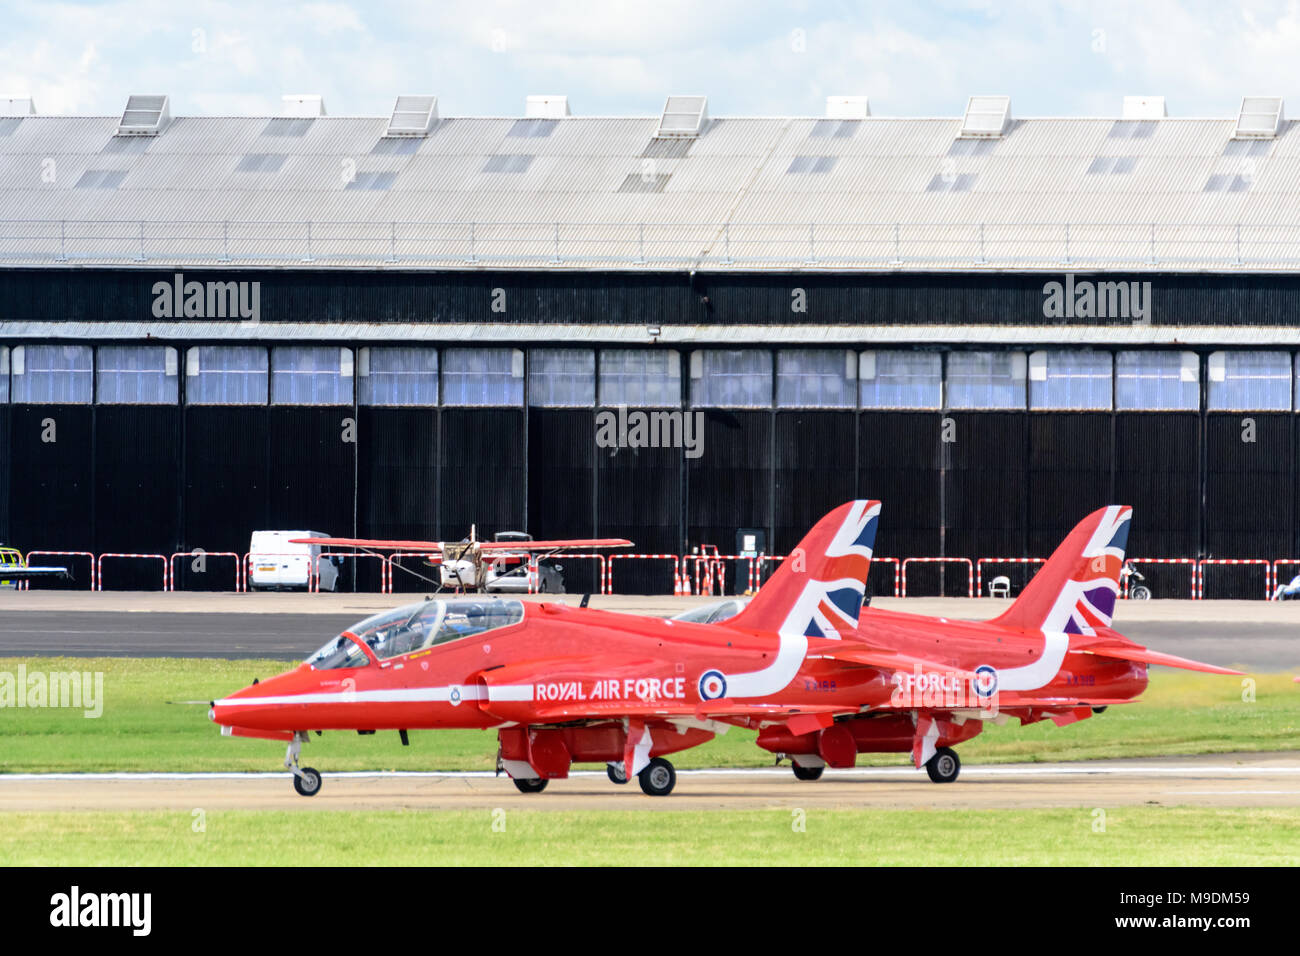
xmin=235 ymin=154 xmax=287 ymax=173
xmin=1234 ymin=96 xmax=1284 ymax=139
xmin=483 ymin=154 xmax=534 ymax=173
xmin=116 ymin=94 xmax=169 ymax=136
xmin=656 ymin=95 xmax=707 ymax=138
xmin=958 ymin=95 xmax=1009 ymax=138
xmin=74 ymin=169 xmax=128 ymax=189
xmin=617 ymin=173 xmax=671 ymax=193
xmin=386 ymin=95 xmax=437 ymax=137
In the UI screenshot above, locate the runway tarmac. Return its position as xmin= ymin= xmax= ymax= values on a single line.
xmin=0 ymin=594 xmax=1294 ymax=670
xmin=0 ymin=753 xmax=1296 ymax=811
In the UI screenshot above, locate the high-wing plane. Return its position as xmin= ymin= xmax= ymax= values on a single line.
xmin=293 ymin=529 xmax=632 ymax=592
xmin=214 ymin=502 xmax=1239 ymax=797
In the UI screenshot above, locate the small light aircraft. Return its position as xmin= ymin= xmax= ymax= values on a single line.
xmin=212 ymin=502 xmax=1240 ymax=796
xmin=295 ymin=529 xmax=631 ymax=593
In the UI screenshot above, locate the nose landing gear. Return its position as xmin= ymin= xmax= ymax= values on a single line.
xmin=285 ymin=732 xmax=322 ymax=797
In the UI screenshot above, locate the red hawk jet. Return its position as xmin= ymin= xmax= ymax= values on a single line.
xmin=211 ymin=502 xmax=1238 ymax=796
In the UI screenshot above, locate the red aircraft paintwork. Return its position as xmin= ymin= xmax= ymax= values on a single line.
xmin=212 ymin=501 xmax=1240 ymax=796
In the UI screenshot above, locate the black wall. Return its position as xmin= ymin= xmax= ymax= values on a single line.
xmin=8 ymin=267 xmax=1300 ymax=328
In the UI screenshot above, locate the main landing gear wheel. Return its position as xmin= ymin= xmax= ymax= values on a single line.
xmin=925 ymin=747 xmax=961 ymax=784
xmin=792 ymin=763 xmax=824 ymax=781
xmin=607 ymin=762 xmax=629 ymax=785
xmin=513 ymin=777 xmax=549 ymax=794
xmin=638 ymin=757 xmax=676 ymax=797
xmin=293 ymin=766 xmax=322 ymax=797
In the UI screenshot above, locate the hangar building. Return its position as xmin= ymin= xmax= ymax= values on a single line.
xmin=1 ymin=92 xmax=1296 ymax=595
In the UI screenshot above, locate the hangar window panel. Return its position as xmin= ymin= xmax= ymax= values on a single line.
xmin=859 ymin=351 xmax=941 ymax=409
xmin=1207 ymin=351 xmax=1291 ymax=410
xmin=528 ymin=349 xmax=595 ymax=407
xmin=96 ymin=345 xmax=178 ymax=404
xmin=690 ymin=349 xmax=772 ymax=408
xmin=1116 ymin=351 xmax=1199 ymax=410
xmin=442 ymin=348 xmax=524 ymax=406
xmin=10 ymin=345 xmax=93 ymax=403
xmin=598 ymin=350 xmax=681 ymax=407
xmin=185 ymin=347 xmax=268 ymax=405
xmin=1028 ymin=350 xmax=1112 ymax=410
xmin=946 ymin=351 xmax=1027 ymax=409
xmin=358 ymin=347 xmax=438 ymax=406
xmin=271 ymin=347 xmax=354 ymax=406
xmin=776 ymin=350 xmax=856 ymax=408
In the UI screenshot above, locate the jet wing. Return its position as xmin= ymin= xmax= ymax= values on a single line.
xmin=528 ymin=698 xmax=854 ymax=723
xmin=1076 ymin=641 xmax=1244 ymax=676
xmin=805 ymin=637 xmax=980 ymax=679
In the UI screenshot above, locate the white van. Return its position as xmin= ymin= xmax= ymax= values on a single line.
xmin=248 ymin=531 xmax=341 ymax=592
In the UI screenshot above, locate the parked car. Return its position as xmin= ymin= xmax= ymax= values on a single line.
xmin=484 ymin=557 xmax=564 ymax=594
xmin=248 ymin=531 xmax=341 ymax=592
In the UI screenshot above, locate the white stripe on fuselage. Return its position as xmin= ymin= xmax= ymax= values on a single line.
xmin=995 ymin=632 xmax=1071 ymax=691
xmin=214 ymin=684 xmax=532 ymax=707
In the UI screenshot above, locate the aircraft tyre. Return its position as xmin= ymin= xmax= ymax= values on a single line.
xmin=792 ymin=764 xmax=824 ymax=781
xmin=925 ymin=747 xmax=960 ymax=784
xmin=638 ymin=757 xmax=676 ymax=796
xmin=513 ymin=777 xmax=549 ymax=793
xmin=293 ymin=766 xmax=322 ymax=797
xmin=607 ymin=762 xmax=629 ymax=784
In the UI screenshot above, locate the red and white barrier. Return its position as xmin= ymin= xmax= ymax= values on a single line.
xmin=386 ymin=552 xmax=443 ymax=593
xmin=168 ymin=551 xmax=243 ymax=592
xmin=901 ymin=557 xmax=974 ymax=598
xmin=976 ymin=557 xmax=1046 ymax=597
xmin=872 ymin=557 xmax=902 ymax=598
xmin=534 ymin=553 xmax=609 ymax=596
xmin=23 ymin=550 xmax=96 ymax=590
xmin=1124 ymin=558 xmax=1198 ymax=599
xmin=96 ymin=553 xmax=168 ymax=591
xmin=1197 ymin=558 xmax=1273 ymax=600
xmin=606 ymin=554 xmax=680 ymax=595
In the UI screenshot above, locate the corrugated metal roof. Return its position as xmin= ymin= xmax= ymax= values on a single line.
xmin=2 ymin=111 xmax=1300 ymax=271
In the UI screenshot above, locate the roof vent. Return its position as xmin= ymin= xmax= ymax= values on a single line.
xmin=1122 ymin=96 xmax=1166 ymax=119
xmin=525 ymin=95 xmax=570 ymax=118
xmin=656 ymin=95 xmax=708 ymax=138
xmin=1234 ymin=96 xmax=1284 ymax=139
xmin=0 ymin=95 xmax=35 ymax=116
xmin=282 ymin=94 xmax=326 ymax=117
xmin=386 ymin=95 xmax=438 ymax=136
xmin=958 ymin=95 xmax=1009 ymax=138
xmin=116 ymin=95 xmax=169 ymax=136
xmin=825 ymin=96 xmax=870 ymax=119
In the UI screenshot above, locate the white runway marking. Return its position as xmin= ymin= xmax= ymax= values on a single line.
xmin=1 ymin=763 xmax=1297 ymax=783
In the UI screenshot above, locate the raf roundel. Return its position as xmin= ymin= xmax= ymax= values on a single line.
xmin=698 ymin=669 xmax=727 ymax=701
xmin=973 ymin=664 xmax=999 ymax=699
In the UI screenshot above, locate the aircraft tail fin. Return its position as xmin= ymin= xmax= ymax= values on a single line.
xmin=727 ymin=500 xmax=880 ymax=636
xmin=990 ymin=505 xmax=1132 ymax=635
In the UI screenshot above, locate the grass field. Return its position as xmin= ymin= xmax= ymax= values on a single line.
xmin=2 ymin=806 xmax=1297 ymax=865
xmin=0 ymin=657 xmax=1296 ymax=773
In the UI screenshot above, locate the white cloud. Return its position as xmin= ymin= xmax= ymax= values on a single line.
xmin=0 ymin=0 xmax=1294 ymax=117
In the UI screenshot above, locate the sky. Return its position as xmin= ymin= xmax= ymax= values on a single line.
xmin=1 ymin=1 xmax=1299 ymax=118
